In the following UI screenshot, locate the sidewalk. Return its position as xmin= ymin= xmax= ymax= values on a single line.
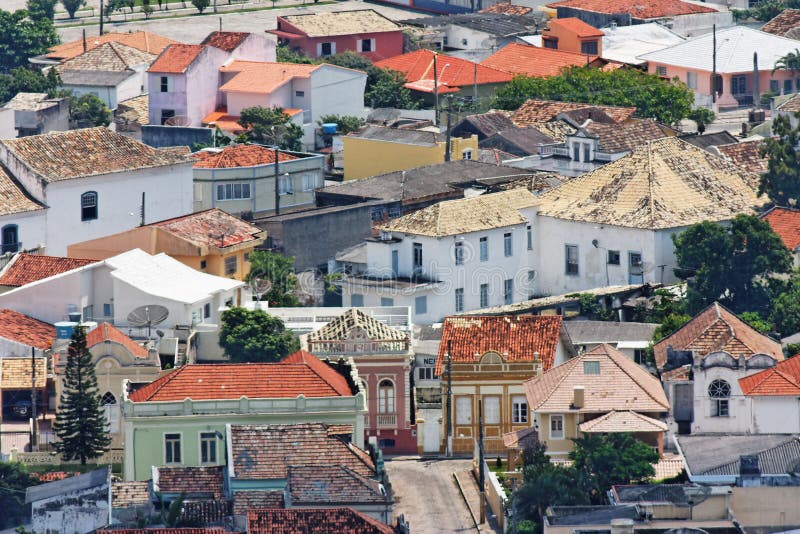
xmin=454 ymin=469 xmax=502 ymax=534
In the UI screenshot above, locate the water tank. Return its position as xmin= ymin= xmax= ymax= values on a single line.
xmin=55 ymin=321 xmax=78 ymax=340
xmin=322 ymin=123 xmax=338 ymax=135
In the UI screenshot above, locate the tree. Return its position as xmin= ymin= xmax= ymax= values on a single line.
xmin=0 ymin=9 xmax=60 ymax=70
xmin=770 ymin=271 xmax=800 ymax=336
xmin=247 ymin=250 xmax=300 ymax=306
xmin=238 ymin=106 xmax=303 ymax=150
xmin=61 ymin=0 xmax=86 ymax=18
xmin=325 ymin=50 xmax=373 ymax=71
xmin=120 ymin=0 xmax=135 ymax=12
xmin=191 ymin=0 xmax=210 ymax=12
xmin=688 ymin=107 xmax=715 ymax=134
xmin=141 ymin=0 xmax=154 ymax=18
xmin=218 ymin=307 xmax=300 ymax=362
xmin=521 ymin=439 xmax=550 ymax=469
xmin=739 ymin=311 xmax=773 ymax=333
xmin=493 ymin=66 xmax=694 ymax=125
xmin=318 ymin=114 xmax=365 ymax=135
xmin=27 ymin=0 xmax=58 ymax=20
xmin=653 ymin=313 xmax=692 ymax=343
xmin=672 ymin=215 xmax=792 ymax=314
xmin=0 ymin=463 xmax=37 ymax=529
xmin=760 ymin=114 xmax=800 ymax=205
xmin=276 ymin=44 xmax=317 ymax=64
xmin=512 ymin=463 xmax=590 ymax=534
xmin=365 ymin=66 xmax=420 ymax=109
xmin=53 ymin=326 xmax=112 ymax=465
xmin=68 ymin=93 xmax=112 ymax=127
xmin=0 ymin=67 xmax=61 ymax=105
xmin=774 ymin=49 xmax=800 ymax=74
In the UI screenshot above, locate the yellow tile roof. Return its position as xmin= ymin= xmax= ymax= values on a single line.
xmin=380 ymin=189 xmax=537 ymax=237
xmin=1 ymin=357 xmax=47 ymax=389
xmin=578 ymin=410 xmax=667 ymax=433
xmin=536 ymin=137 xmax=766 ymax=229
xmin=280 ymin=9 xmax=401 ymax=38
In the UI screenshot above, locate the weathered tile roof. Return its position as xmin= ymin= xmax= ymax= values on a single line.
xmin=479 ymin=2 xmax=533 ymax=15
xmin=482 ymin=43 xmax=594 ymax=77
xmin=0 ymin=127 xmax=189 ymax=182
xmin=455 ymin=111 xmax=515 ymax=139
xmin=762 ymin=9 xmax=800 ymax=36
xmin=716 ymin=140 xmax=768 ymax=174
xmin=128 ymin=350 xmax=354 ymax=402
xmin=0 ymin=166 xmax=46 ymax=216
xmin=111 ymin=481 xmax=150 ymax=508
xmin=155 ymin=466 xmax=225 ymax=499
xmin=3 ymin=93 xmax=62 ymax=112
xmin=762 ymin=206 xmax=800 ymax=251
xmin=435 ymin=315 xmax=566 ymax=375
xmin=403 ymin=12 xmax=541 ymax=37
xmin=247 ymin=507 xmax=393 ymax=534
xmin=380 ymin=188 xmax=537 ymax=237
xmin=584 ymin=118 xmax=675 ymax=153
xmin=512 ymin=99 xmax=636 ymax=125
xmin=0 ymin=309 xmax=54 ymax=350
xmin=375 ymin=50 xmax=512 ymax=92
xmin=524 ymin=343 xmax=669 ymax=413
xmin=278 ymin=9 xmax=401 ymax=37
xmin=287 ymin=465 xmax=385 ymax=505
xmin=148 ymin=44 xmax=205 ymax=73
xmin=653 ymin=302 xmax=783 ymax=371
xmin=528 ymin=120 xmax=576 ymax=143
xmin=348 ymin=124 xmax=442 ymax=146
xmin=307 ymin=308 xmax=409 ymax=343
xmin=47 ymin=31 xmax=178 ymax=61
xmin=193 ymin=144 xmax=299 ymax=168
xmin=151 ymin=208 xmax=264 ymax=249
xmin=1 ymin=356 xmax=47 ymax=388
xmin=116 ymin=95 xmax=150 ymax=127
xmin=578 ymin=410 xmax=667 ymax=432
xmin=739 ymin=356 xmax=800 ymax=396
xmin=547 ymin=0 xmax=716 ymax=19
xmin=536 ymin=137 xmax=766 ymax=230
xmin=564 ymin=320 xmax=658 ymax=345
xmin=502 ymin=426 xmax=539 ymax=449
xmin=547 ymin=17 xmax=604 ymax=37
xmin=679 ymin=131 xmax=739 ymax=151
xmin=233 ymin=490 xmax=284 ymax=516
xmin=200 ymin=31 xmax=250 ymax=52
xmin=86 ymin=323 xmax=148 ymax=358
xmin=56 ymin=42 xmax=154 ymax=74
xmin=219 ymin=60 xmax=322 ymax=94
xmin=482 ymin=127 xmax=556 ymax=156
xmin=230 ymin=423 xmax=375 ymax=480
xmin=0 ymin=254 xmax=97 ymax=288
xmin=676 ymin=434 xmax=800 ymax=476
xmin=777 ymin=92 xmax=800 ymax=112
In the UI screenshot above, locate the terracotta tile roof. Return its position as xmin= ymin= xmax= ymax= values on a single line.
xmin=277 ymin=9 xmax=401 ymax=38
xmin=375 ymin=50 xmax=512 ymax=92
xmin=585 ymin=118 xmax=675 ymax=153
xmin=0 ymin=165 xmax=45 ymax=216
xmin=455 ymin=111 xmax=515 ymax=139
xmin=479 ymin=2 xmax=533 ymax=15
xmin=201 ymin=109 xmax=247 ymax=134
xmin=233 ymin=490 xmax=284 ymax=516
xmin=32 ymin=471 xmax=76 ymax=482
xmin=524 ymin=343 xmax=669 ymax=412
xmin=151 ymin=208 xmax=264 ymax=249
xmin=219 ymin=61 xmax=320 ymax=94
xmin=200 ymin=31 xmax=250 ymax=52
xmin=548 ymin=17 xmax=604 ymax=37
xmin=512 ymin=99 xmax=636 ymax=125
xmin=0 ymin=309 xmax=54 ymax=350
xmin=762 ymin=9 xmax=800 ymax=36
xmin=247 ymin=507 xmax=393 ymax=534
xmin=47 ymin=31 xmax=178 ymax=61
xmin=653 ymin=302 xmax=784 ymax=370
xmin=128 ymin=350 xmax=354 ymax=402
xmin=483 ymin=43 xmax=594 ymax=77
xmin=0 ymin=127 xmax=189 ymax=182
xmin=502 ymin=426 xmax=539 ymax=449
xmin=56 ymin=42 xmax=154 ymax=74
xmin=155 ymin=466 xmax=224 ymax=499
xmin=578 ymin=410 xmax=667 ymax=432
xmin=380 ymin=188 xmax=537 ymax=237
xmin=435 ymin=315 xmax=566 ymax=375
xmin=763 ymin=207 xmax=800 ymax=251
xmin=97 ymin=530 xmax=229 ymax=534
xmin=777 ymin=93 xmax=800 ymax=112
xmin=0 ymin=254 xmax=97 ymax=288
xmin=528 ymin=120 xmax=576 ymax=142
xmin=716 ymin=140 xmax=768 ymax=174
xmin=307 ymin=308 xmax=408 ymax=343
xmin=536 ymin=137 xmax=767 ymax=230
xmin=287 ymin=465 xmax=386 ymax=505
xmin=1 ymin=357 xmax=47 ymax=389
xmin=193 ymin=144 xmax=299 ymax=168
xmin=86 ymin=323 xmax=148 ymax=358
xmin=740 ymin=356 xmax=800 ymax=395
xmin=116 ymin=95 xmax=150 ymax=127
xmin=547 ymin=0 xmax=717 ymax=19
xmin=112 ymin=481 xmax=149 ymax=508
xmin=653 ymin=454 xmax=686 ymax=480
xmin=230 ymin=423 xmax=375 ymax=480
xmin=148 ymin=44 xmax=206 ymax=74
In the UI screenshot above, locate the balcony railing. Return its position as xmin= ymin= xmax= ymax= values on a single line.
xmin=376 ymin=413 xmax=397 ymax=428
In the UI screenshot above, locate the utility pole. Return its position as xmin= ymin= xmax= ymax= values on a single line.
xmin=712 ymin=24 xmax=717 ymax=105
xmin=99 ymin=0 xmax=104 ymax=35
xmin=274 ymin=146 xmax=280 ymax=215
xmin=433 ymin=53 xmax=440 ymax=126
xmin=445 ymin=341 xmax=452 ymax=457
xmin=753 ymin=52 xmax=760 ymax=108
xmin=444 ymin=96 xmax=453 ymax=162
xmin=478 ymin=398 xmax=485 ymax=524
xmin=139 ymin=192 xmax=146 ymax=226
xmin=30 ymin=346 xmax=37 ymax=452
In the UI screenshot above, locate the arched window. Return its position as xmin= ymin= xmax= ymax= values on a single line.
xmin=101 ymin=392 xmax=116 ymax=406
xmin=1 ymin=224 xmax=18 ymax=254
xmin=378 ymin=379 xmax=395 ymax=414
xmin=81 ymin=191 xmax=98 ymax=221
xmin=100 ymin=391 xmax=119 ymax=433
xmin=708 ymin=379 xmax=730 ymax=417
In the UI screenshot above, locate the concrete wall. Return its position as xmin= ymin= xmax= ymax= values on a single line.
xmin=0 ymin=209 xmax=47 ymax=253
xmin=0 ymin=108 xmax=15 ymax=138
xmin=692 ymin=361 xmax=754 ymax=434
xmin=31 ymin=476 xmax=110 ymax=534
xmin=142 ymin=125 xmax=213 ymax=148
xmin=732 ymin=486 xmax=800 ymax=531
xmin=230 ymin=33 xmax=277 ymax=63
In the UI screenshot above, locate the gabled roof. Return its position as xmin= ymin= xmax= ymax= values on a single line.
xmin=0 ymin=166 xmax=46 ymax=216
xmin=47 ymin=31 xmax=178 ymax=61
xmin=233 ymin=490 xmax=284 ymax=516
xmin=2 ymin=92 xmax=63 ymax=112
xmin=129 ymin=350 xmax=353 ymax=402
xmin=155 ymin=466 xmax=225 ymax=499
xmin=482 ymin=43 xmax=593 ymax=78
xmin=653 ymin=302 xmax=784 ymax=370
xmin=56 ymin=42 xmax=155 ymax=73
xmin=148 ymin=44 xmax=205 ymax=74
xmin=739 ymin=356 xmax=800 ymax=396
xmin=1 ymin=356 xmax=47 ymax=388
xmin=0 ymin=254 xmax=97 ymax=288
xmin=512 ymin=99 xmax=636 ymax=125
xmin=380 ymin=189 xmax=537 ymax=237
xmin=676 ymin=434 xmax=800 ymax=476
xmin=287 ymin=465 xmax=386 ymax=504
xmin=716 ymin=140 xmax=769 ymax=174
xmin=435 ymin=315 xmax=567 ymax=375
xmin=247 ymin=507 xmax=393 ymax=534
xmin=230 ymin=423 xmax=375 ymax=479
xmin=0 ymin=309 xmax=54 ymax=350
xmin=547 ymin=0 xmax=716 ymax=19
xmin=374 ymin=50 xmax=512 ymax=92
xmin=86 ymin=323 xmax=148 ymax=359
xmin=762 ymin=9 xmax=800 ymax=36
xmin=583 ymin=118 xmax=675 ymax=153
xmin=761 ymin=206 xmax=800 ymax=251
xmin=200 ymin=31 xmax=250 ymax=52
xmin=0 ymin=127 xmax=189 ymax=182
xmin=150 ymin=208 xmax=264 ymax=249
xmin=578 ymin=410 xmax=667 ymax=433
xmin=278 ymin=9 xmax=401 ymax=37
xmin=524 ymin=343 xmax=669 ymax=413
xmin=454 ymin=111 xmax=515 ymax=138
xmin=219 ymin=60 xmax=322 ymax=94
xmin=482 ymin=127 xmax=556 ymax=157
xmin=777 ymin=92 xmax=800 ymax=112
xmin=307 ymin=308 xmax=408 ymax=342
xmin=547 ymin=17 xmax=604 ymax=38
xmin=193 ymin=144 xmax=300 ymax=168
xmin=536 ymin=137 xmax=766 ymax=230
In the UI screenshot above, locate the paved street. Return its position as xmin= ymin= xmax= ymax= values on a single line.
xmin=385 ymin=457 xmax=478 ymax=534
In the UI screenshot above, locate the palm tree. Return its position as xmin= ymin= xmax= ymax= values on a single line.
xmin=773 ymin=49 xmax=800 ymax=74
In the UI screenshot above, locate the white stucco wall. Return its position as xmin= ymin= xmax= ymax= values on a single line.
xmin=0 ymin=209 xmax=47 ymax=254
xmin=230 ymin=33 xmax=277 ymax=63
xmin=309 ymin=65 xmax=367 ymax=125
xmin=0 ymin=267 xmax=89 ymax=324
xmin=31 ymin=479 xmax=110 ymax=534
xmin=0 ymin=108 xmax=16 ymax=138
xmin=751 ymin=396 xmax=800 ymax=434
xmin=692 ymin=364 xmax=754 ymax=434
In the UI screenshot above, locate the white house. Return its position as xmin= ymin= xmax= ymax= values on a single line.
xmin=0 ymin=166 xmax=46 ymax=254
xmin=0 ymin=127 xmax=194 ymax=256
xmin=738 ymin=357 xmax=800 ymax=434
xmin=338 ymin=189 xmax=538 ymax=323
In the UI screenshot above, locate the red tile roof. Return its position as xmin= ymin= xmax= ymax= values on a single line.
xmin=233 ymin=490 xmax=284 ymax=516
xmin=740 ymin=356 xmax=800 ymax=396
xmin=435 ymin=315 xmax=566 ymax=375
xmin=247 ymin=507 xmax=393 ymax=534
xmin=156 ymin=466 xmax=225 ymax=498
xmin=548 ymin=17 xmax=605 ymax=37
xmin=762 ymin=207 xmax=800 ymax=251
xmin=128 ymin=350 xmax=354 ymax=402
xmin=151 ymin=208 xmax=264 ymax=249
xmin=200 ymin=31 xmax=250 ymax=52
xmin=482 ymin=43 xmax=595 ymax=77
xmin=219 ymin=61 xmax=320 ymax=94
xmin=375 ymin=50 xmax=512 ymax=93
xmin=547 ymin=0 xmax=716 ymax=19
xmin=148 ymin=44 xmax=205 ymax=73
xmin=761 ymin=8 xmax=800 ymax=36
xmin=0 ymin=254 xmax=97 ymax=287
xmin=716 ymin=140 xmax=768 ymax=175
xmin=512 ymin=99 xmax=636 ymax=125
xmin=193 ymin=144 xmax=299 ymax=168
xmin=0 ymin=309 xmax=54 ymax=350
xmin=86 ymin=323 xmax=148 ymax=358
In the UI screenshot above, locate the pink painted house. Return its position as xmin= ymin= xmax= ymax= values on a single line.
xmin=270 ymin=10 xmax=404 ymax=61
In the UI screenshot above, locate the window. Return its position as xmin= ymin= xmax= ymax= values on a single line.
xmin=351 ymin=294 xmax=364 ymax=307
xmin=479 ymin=236 xmax=488 ymax=262
xmin=244 ymin=253 xmax=249 ymax=262
xmin=770 ymin=79 xmax=780 ymax=94
xmin=656 ymin=66 xmax=667 ymax=77
xmin=216 ymin=183 xmax=251 ymax=201
xmin=504 ymin=278 xmax=513 ymax=305
xmin=543 ymin=37 xmax=558 ymax=49
xmin=381 ymin=297 xmax=394 ymax=306
xmin=608 ymin=250 xmax=620 ymax=265
xmin=527 ymin=225 xmax=532 ymax=250
xmin=580 ymin=40 xmax=598 ymax=55
xmin=164 ymin=433 xmax=181 ymax=464
xmin=512 ymin=396 xmax=528 ymax=424
xmin=200 ymin=260 xmax=207 ymax=269
xmin=415 ymin=295 xmax=427 ymax=315
xmin=504 ymin=232 xmax=512 ymax=257
xmin=454 ymin=242 xmax=464 ymax=265
xmin=565 ymin=244 xmax=579 ymax=275
xmin=709 ymin=379 xmax=730 ymax=417
xmin=360 ymin=38 xmax=374 ymax=52
xmin=378 ymin=379 xmax=395 ymax=413
xmin=81 ymin=191 xmax=98 ymax=221
xmin=550 ymin=415 xmax=564 ymax=440
xmin=160 ymin=109 xmax=175 ymax=125
xmin=413 ymin=242 xmax=423 ymax=271
xmin=456 ymin=396 xmax=472 ymax=425
xmin=572 ymin=142 xmax=580 ymax=161
xmin=302 ymin=174 xmax=318 ymax=191
xmin=391 ymin=250 xmax=399 ymax=276
xmin=278 ymin=175 xmax=293 ymax=195
xmin=461 ymin=38 xmax=468 ymax=46
xmin=419 ymin=367 xmax=434 ymax=380
xmin=480 ymin=283 xmax=489 ymax=308
xmin=731 ymin=75 xmax=747 ymax=95
xmin=786 ymin=79 xmax=794 ymax=94
xmin=101 ymin=392 xmax=118 ymax=433
xmin=455 ymin=288 xmax=464 ymax=312
xmin=203 ymin=302 xmax=211 ymax=319
xmin=462 ymin=149 xmax=473 ymax=160
xmin=320 ymin=42 xmax=334 ymax=56
xmin=200 ymin=432 xmax=217 ymax=464
xmin=634 ymin=349 xmax=646 ymax=365
xmin=103 ymin=303 xmax=113 ymax=318
xmin=295 ymin=90 xmax=305 ymax=98
xmin=225 ymin=256 xmax=237 ymax=275
xmin=583 ymin=143 xmax=591 ymax=162
xmin=583 ymin=361 xmax=600 ymax=374
xmin=159 ymin=76 xmax=170 ymax=93
xmin=483 ymin=397 xmax=500 ymax=425
xmin=1 ymin=225 xmax=19 ymax=254
xmin=83 ymin=305 xmax=94 ymax=321
xmin=687 ymin=71 xmax=697 ymax=89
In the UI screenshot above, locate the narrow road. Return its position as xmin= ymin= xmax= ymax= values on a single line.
xmin=385 ymin=457 xmax=477 ymax=534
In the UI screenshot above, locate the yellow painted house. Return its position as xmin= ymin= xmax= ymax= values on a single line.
xmin=343 ymin=125 xmax=478 ymax=180
xmin=67 ymin=208 xmax=265 ymax=281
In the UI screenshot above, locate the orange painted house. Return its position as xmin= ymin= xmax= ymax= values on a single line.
xmin=541 ymin=17 xmax=604 ymax=56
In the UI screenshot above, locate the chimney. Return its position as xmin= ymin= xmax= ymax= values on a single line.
xmin=572 ymin=386 xmax=585 ymax=409
xmin=611 ymin=519 xmax=634 ymax=534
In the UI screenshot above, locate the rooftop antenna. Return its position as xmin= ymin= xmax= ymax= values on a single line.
xmin=127 ymin=305 xmax=169 ymax=338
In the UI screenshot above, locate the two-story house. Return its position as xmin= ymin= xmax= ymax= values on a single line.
xmin=540 ymin=17 xmax=604 ymax=55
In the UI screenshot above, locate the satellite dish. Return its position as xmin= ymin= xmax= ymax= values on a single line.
xmin=127 ymin=305 xmax=169 ymax=337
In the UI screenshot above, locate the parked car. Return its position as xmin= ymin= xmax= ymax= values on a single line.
xmin=10 ymin=400 xmax=32 ymax=419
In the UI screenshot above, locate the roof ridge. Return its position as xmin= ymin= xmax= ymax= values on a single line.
xmin=603 ymin=343 xmax=669 ymax=409
xmin=527 ymin=355 xmax=581 ymax=410
xmin=131 ymin=365 xmax=185 ymax=401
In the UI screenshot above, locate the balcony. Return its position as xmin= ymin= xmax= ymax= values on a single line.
xmin=376 ymin=413 xmax=397 ymax=428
